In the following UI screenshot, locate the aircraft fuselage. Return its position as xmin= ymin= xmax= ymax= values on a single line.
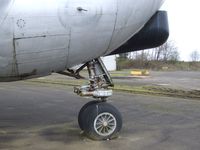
xmin=0 ymin=0 xmax=165 ymax=81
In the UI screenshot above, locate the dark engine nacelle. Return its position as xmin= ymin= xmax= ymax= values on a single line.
xmin=109 ymin=11 xmax=169 ymax=55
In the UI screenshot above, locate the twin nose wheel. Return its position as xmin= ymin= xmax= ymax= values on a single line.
xmin=78 ymin=101 xmax=122 ymax=140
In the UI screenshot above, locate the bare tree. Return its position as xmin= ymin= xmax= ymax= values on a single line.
xmin=128 ymin=41 xmax=179 ymax=62
xmin=148 ymin=41 xmax=179 ymax=62
xmin=190 ymin=50 xmax=200 ymax=62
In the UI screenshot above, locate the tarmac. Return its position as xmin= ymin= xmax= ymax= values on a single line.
xmin=113 ymin=71 xmax=200 ymax=90
xmin=0 ymin=77 xmax=200 ymax=150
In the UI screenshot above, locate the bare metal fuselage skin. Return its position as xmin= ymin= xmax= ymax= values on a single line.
xmin=0 ymin=0 xmax=164 ymax=81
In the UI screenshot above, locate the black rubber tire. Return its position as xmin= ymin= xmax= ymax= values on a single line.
xmin=78 ymin=101 xmax=99 ymax=130
xmin=83 ymin=102 xmax=122 ymax=140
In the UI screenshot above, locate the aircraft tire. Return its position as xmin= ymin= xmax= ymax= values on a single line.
xmin=78 ymin=101 xmax=100 ymax=130
xmin=83 ymin=102 xmax=122 ymax=140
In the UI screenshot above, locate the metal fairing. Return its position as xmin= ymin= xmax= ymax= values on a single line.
xmin=109 ymin=11 xmax=169 ymax=55
xmin=0 ymin=0 xmax=165 ymax=81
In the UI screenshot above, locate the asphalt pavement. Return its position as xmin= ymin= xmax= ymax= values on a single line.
xmin=0 ymin=81 xmax=200 ymax=150
xmin=113 ymin=71 xmax=200 ymax=90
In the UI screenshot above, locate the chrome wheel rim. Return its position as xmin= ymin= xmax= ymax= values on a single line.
xmin=94 ymin=112 xmax=117 ymax=137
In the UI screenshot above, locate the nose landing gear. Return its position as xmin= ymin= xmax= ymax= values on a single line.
xmin=60 ymin=58 xmax=122 ymax=140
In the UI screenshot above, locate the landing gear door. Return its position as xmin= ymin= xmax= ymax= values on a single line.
xmin=13 ymin=0 xmax=70 ymax=76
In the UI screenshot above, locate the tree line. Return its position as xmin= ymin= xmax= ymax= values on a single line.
xmin=117 ymin=40 xmax=200 ymax=70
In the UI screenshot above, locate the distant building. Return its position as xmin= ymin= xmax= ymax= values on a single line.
xmin=72 ymin=55 xmax=116 ymax=71
xmin=102 ymin=55 xmax=116 ymax=71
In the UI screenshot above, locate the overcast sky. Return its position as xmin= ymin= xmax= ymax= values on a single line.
xmin=161 ymin=0 xmax=200 ymax=61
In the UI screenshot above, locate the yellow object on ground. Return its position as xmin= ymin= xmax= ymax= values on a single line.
xmin=131 ymin=70 xmax=150 ymax=76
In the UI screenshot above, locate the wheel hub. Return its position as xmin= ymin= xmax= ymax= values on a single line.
xmin=103 ymin=121 xmax=108 ymax=127
xmin=94 ymin=112 xmax=117 ymax=137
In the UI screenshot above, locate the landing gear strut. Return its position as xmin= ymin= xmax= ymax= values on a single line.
xmin=60 ymin=58 xmax=122 ymax=140
xmin=73 ymin=58 xmax=114 ymax=99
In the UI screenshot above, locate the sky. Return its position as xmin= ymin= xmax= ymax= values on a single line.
xmin=161 ymin=0 xmax=200 ymax=61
